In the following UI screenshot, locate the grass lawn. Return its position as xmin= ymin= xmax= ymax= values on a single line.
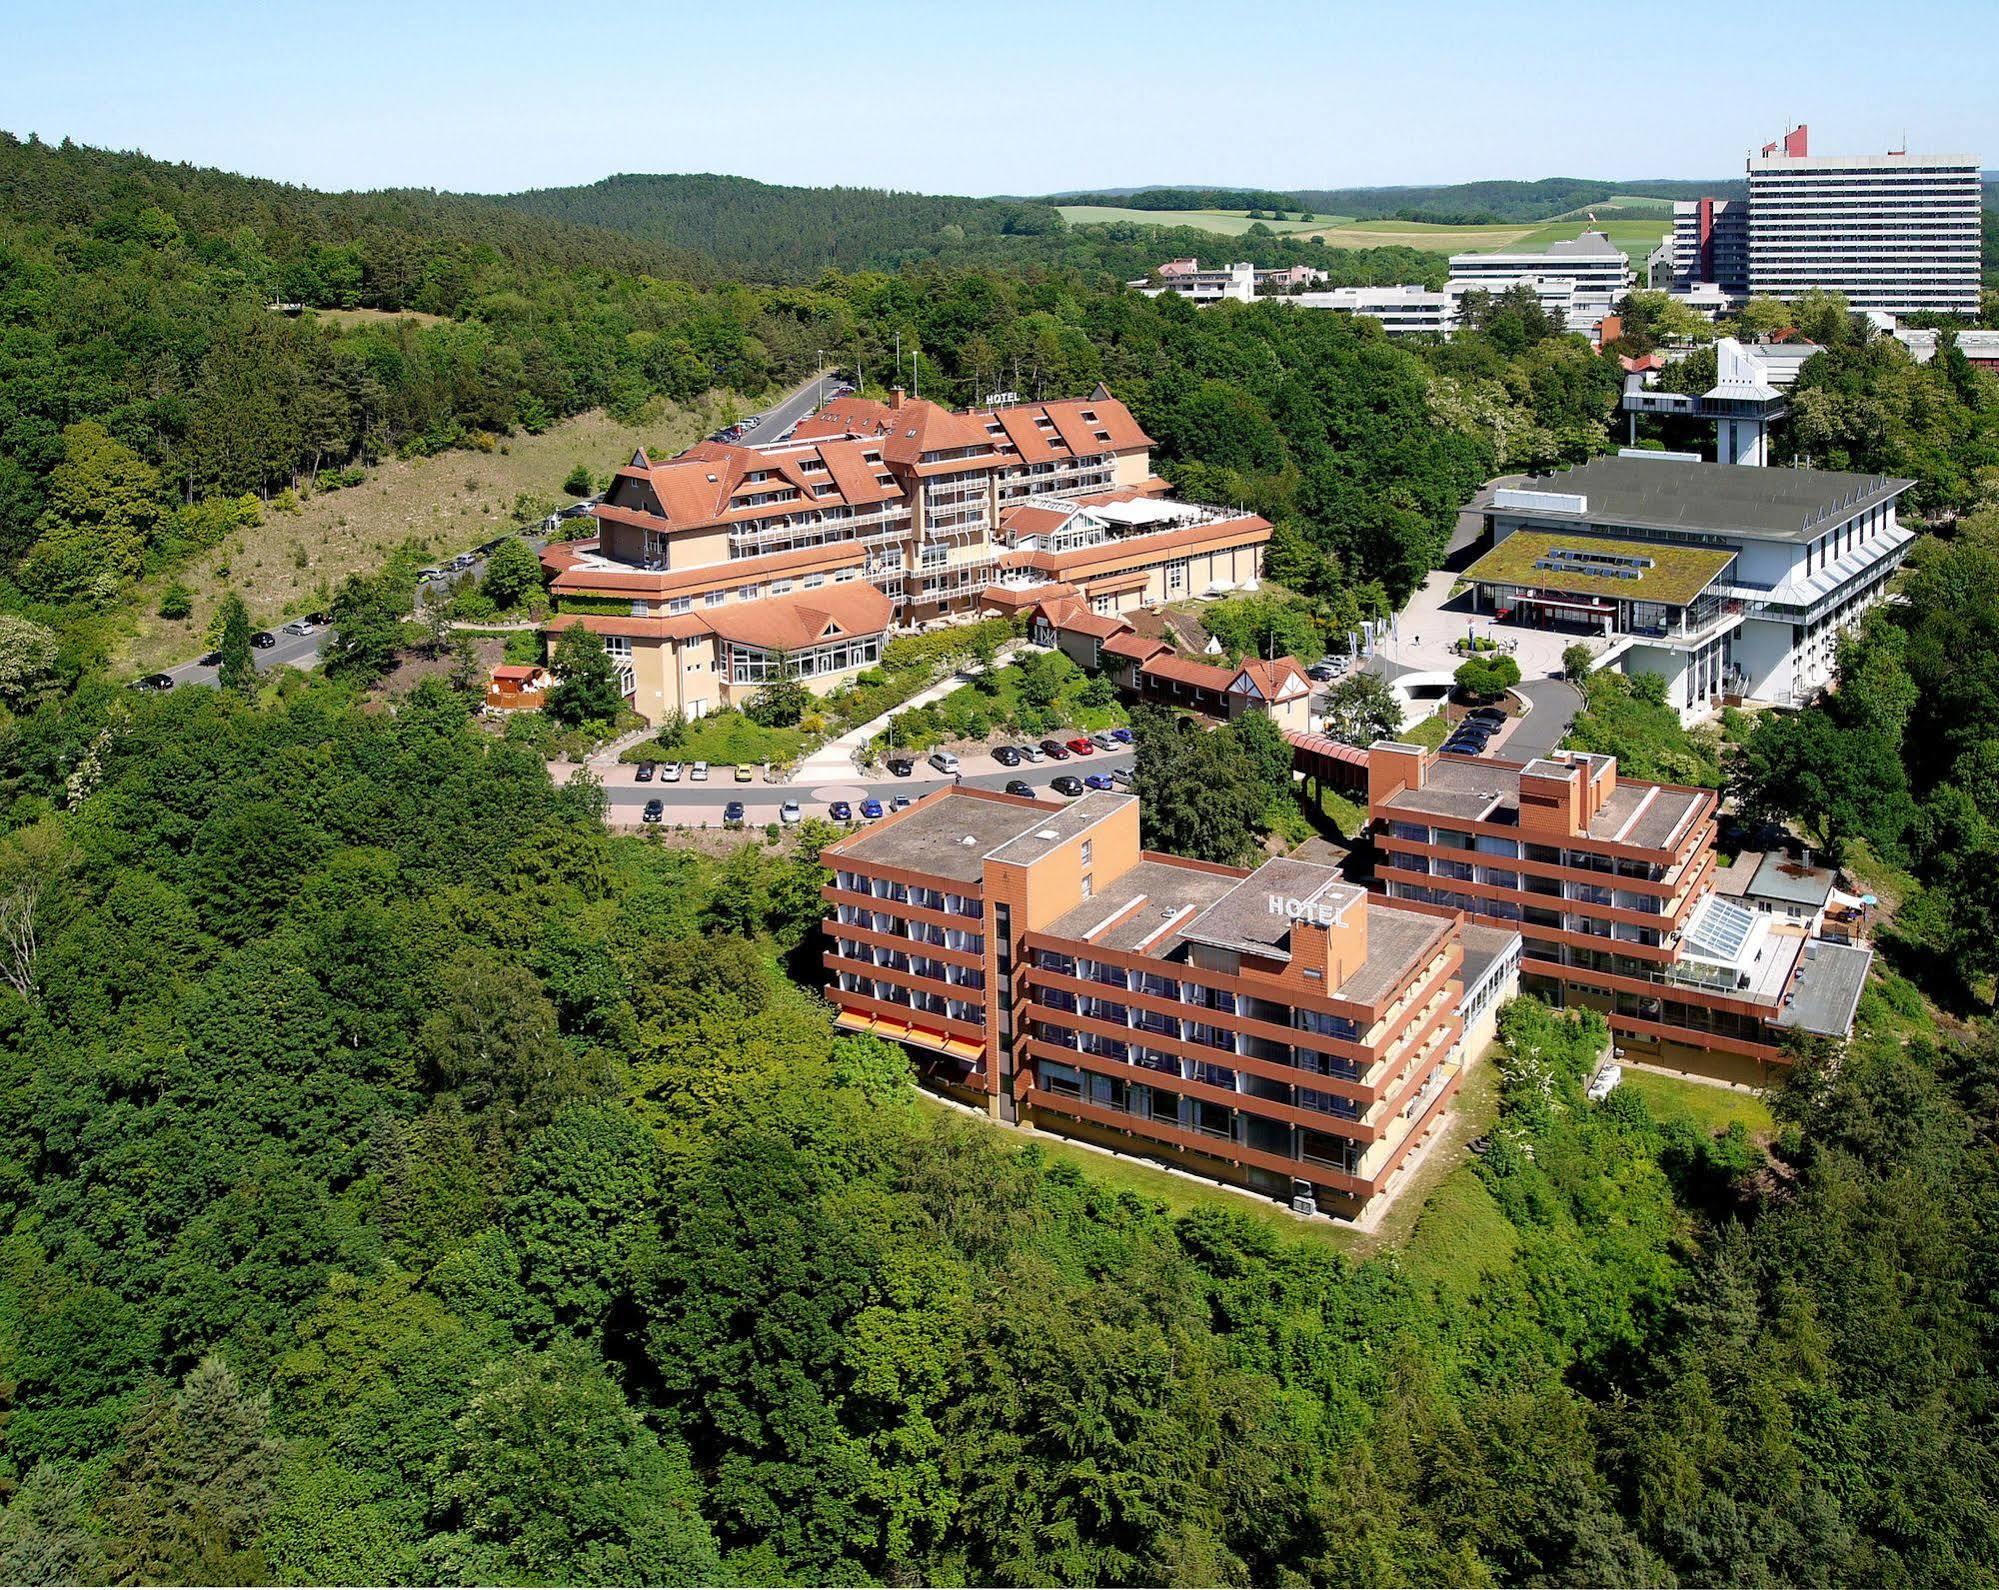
xmin=1405 ymin=713 xmax=1451 ymax=750
xmin=628 ymin=712 xmax=805 ymax=769
xmin=1510 ymin=216 xmax=1672 ymax=257
xmin=1307 ymin=782 xmax=1370 ymax=841
xmin=1400 ymin=1166 xmax=1518 ymax=1301
xmin=119 ymin=395 xmax=751 ymax=674
xmin=1057 ymin=205 xmax=1354 ymax=236
xmin=1621 ymin=1069 xmax=1775 ymax=1138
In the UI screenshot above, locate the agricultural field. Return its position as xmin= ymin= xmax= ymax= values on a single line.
xmin=1056 ymin=204 xmax=1354 ymax=235
xmin=1060 ymin=203 xmax=1670 ymax=261
xmin=118 ymin=394 xmax=750 ymax=673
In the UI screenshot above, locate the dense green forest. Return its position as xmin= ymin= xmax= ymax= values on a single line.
xmin=485 ymin=170 xmax=1446 ymax=286
xmin=0 ymin=674 xmax=1994 ymax=1586
xmin=2 ymin=131 xmax=1999 ymax=1588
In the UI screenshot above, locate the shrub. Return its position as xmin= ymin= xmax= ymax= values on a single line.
xmin=157 ymin=584 xmax=193 ymax=620
xmin=1455 ymin=654 xmax=1521 ymax=701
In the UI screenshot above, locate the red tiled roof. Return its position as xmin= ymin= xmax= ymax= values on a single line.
xmin=1139 ymin=653 xmax=1235 ymax=691
xmin=1235 ymin=657 xmax=1310 ymax=698
xmin=544 ymin=612 xmax=713 ymax=642
xmin=1102 ymin=631 xmax=1169 ymax=661
xmin=703 ymin=581 xmax=893 ymax=652
xmin=491 ymin=664 xmax=541 ymax=682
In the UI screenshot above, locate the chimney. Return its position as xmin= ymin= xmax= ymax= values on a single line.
xmin=888 ymin=388 xmax=905 ymax=412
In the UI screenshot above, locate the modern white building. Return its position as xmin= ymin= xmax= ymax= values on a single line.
xmin=1670 ymin=126 xmax=1983 ymax=317
xmin=1290 ymin=283 xmax=1456 ymax=335
xmin=1669 ymin=197 xmax=1751 ymax=299
xmin=1447 ymin=231 xmax=1633 ymax=333
xmin=1467 ymin=454 xmax=1914 ymax=716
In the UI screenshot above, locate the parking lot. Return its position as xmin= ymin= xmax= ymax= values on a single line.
xmin=577 ymin=729 xmax=1138 ymax=829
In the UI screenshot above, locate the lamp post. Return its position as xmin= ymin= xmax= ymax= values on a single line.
xmin=817 ymin=349 xmax=827 ymax=403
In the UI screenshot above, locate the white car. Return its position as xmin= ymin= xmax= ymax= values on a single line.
xmin=928 ymin=750 xmax=960 ymax=775
xmin=1019 ymin=743 xmax=1045 ymax=763
xmin=660 ymin=761 xmax=683 ymax=783
xmin=690 ymin=761 xmax=709 ymax=782
xmin=779 ymin=800 xmax=802 ymax=824
xmin=281 ymin=620 xmax=316 ymax=636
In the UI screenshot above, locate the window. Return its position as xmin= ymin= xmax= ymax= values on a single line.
xmin=1080 ymin=874 xmax=1093 ymax=900
xmin=667 ymin=597 xmax=691 ymax=614
xmin=706 ymin=591 xmax=726 ymax=607
xmin=1080 ymin=839 xmax=1093 ymax=867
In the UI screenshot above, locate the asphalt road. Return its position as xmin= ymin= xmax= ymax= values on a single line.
xmin=602 ymin=750 xmax=1137 ymax=825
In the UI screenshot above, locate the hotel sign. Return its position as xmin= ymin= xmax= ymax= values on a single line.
xmin=1269 ymin=893 xmax=1342 ymax=927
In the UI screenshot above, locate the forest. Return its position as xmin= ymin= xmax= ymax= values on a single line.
xmin=2 ymin=128 xmax=1999 ymax=1587
xmin=0 ymin=667 xmax=1994 ymax=1587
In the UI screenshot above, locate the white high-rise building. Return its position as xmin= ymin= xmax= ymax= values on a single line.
xmin=1741 ymin=126 xmax=1982 ymax=317
xmin=1446 ymin=231 xmax=1632 ymax=333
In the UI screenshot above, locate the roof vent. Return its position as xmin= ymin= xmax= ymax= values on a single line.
xmin=961 ymin=835 xmax=978 ymax=847
xmin=1037 ymin=828 xmax=1059 ymax=840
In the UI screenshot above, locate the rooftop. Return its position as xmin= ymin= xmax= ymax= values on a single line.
xmin=832 ymin=791 xmax=1058 ymax=884
xmin=1181 ymin=857 xmax=1360 ymax=960
xmin=1463 ymin=529 xmax=1735 ymax=607
xmin=985 ymin=792 xmax=1134 ymax=867
xmin=1747 ymin=852 xmax=1838 ymax=909
xmin=1379 ymin=753 xmax=1709 ymax=852
xmin=1342 ymin=906 xmax=1455 ymax=1008
xmin=1496 ymin=455 xmax=1912 ymax=543
xmin=1461 ymin=922 xmax=1523 ymax=993
xmin=1039 ymin=857 xmax=1244 ymax=956
xmin=1777 ymin=941 xmax=1874 ymax=1037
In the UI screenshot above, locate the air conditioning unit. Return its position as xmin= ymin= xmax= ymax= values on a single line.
xmin=1290 ymin=1193 xmax=1319 ymax=1217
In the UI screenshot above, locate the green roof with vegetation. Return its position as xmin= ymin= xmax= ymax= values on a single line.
xmin=1464 ymin=530 xmax=1733 ymax=607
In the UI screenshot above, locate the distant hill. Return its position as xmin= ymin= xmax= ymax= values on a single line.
xmin=1049 ymin=178 xmax=1743 ymax=226
xmin=488 ymin=173 xmax=1064 ymax=283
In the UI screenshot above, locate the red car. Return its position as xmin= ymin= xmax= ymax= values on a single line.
xmin=1065 ymin=736 xmax=1094 ymax=756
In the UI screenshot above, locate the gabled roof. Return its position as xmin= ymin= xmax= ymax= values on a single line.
xmin=702 ymin=581 xmax=893 ymax=653
xmin=1234 ymin=657 xmax=1310 ymax=699
xmin=1102 ymin=631 xmax=1169 ymax=662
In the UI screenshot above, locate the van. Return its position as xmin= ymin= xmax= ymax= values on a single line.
xmin=928 ymin=750 xmax=960 ymax=775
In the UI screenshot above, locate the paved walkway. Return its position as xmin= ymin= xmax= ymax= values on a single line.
xmin=791 ymin=639 xmax=1037 ymax=781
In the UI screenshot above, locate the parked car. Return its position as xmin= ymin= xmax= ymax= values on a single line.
xmin=1307 ymin=662 xmax=1338 ymax=682
xmin=733 ymin=763 xmax=754 ymax=782
xmin=690 ymin=761 xmax=709 ymax=782
xmin=130 ymin=672 xmax=175 ymax=692
xmin=1468 ymin=706 xmax=1507 ymax=725
xmin=635 ymin=761 xmax=657 ymax=783
xmin=1110 ymin=766 xmax=1135 ymax=788
xmin=1038 ymin=739 xmax=1070 ymax=761
xmin=1051 ymin=775 xmax=1084 ymax=797
xmin=281 ymin=620 xmax=316 ymax=637
xmin=198 ymin=651 xmax=221 ymax=667
xmin=1089 ymin=732 xmax=1120 ymax=752
xmin=1065 ymin=736 xmax=1094 ymax=756
xmin=890 ymin=795 xmax=913 ymax=812
xmin=1004 ymin=779 xmax=1034 ymax=797
xmin=928 ymin=750 xmax=960 ymax=775
xmin=1019 ymin=742 xmax=1046 ymax=762
xmin=829 ymin=800 xmax=853 ymax=822
xmin=641 ymin=799 xmax=664 ymax=824
xmin=1083 ymin=773 xmax=1115 ymax=791
xmin=779 ymin=800 xmax=801 ymax=824
xmin=305 ymin=611 xmax=329 ymax=626
xmin=860 ymin=797 xmax=884 ymax=820
xmin=250 ymin=630 xmax=277 ymax=649
xmin=723 ymin=801 xmax=746 ymax=827
xmin=992 ymin=745 xmax=1021 ymax=767
xmin=1108 ymin=726 xmax=1134 ymax=744
xmin=887 ymin=756 xmax=915 ymax=777
xmin=660 ymin=761 xmax=683 ymax=782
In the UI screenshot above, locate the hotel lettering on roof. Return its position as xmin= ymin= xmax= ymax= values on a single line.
xmin=821 ymin=786 xmax=1522 ymax=1218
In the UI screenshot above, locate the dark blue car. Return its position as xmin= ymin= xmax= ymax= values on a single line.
xmin=829 ymin=800 xmax=853 ymax=822
xmin=860 ymin=797 xmax=883 ymax=820
xmin=1108 ymin=726 xmax=1134 ymax=744
xmin=1084 ymin=773 xmax=1116 ymax=791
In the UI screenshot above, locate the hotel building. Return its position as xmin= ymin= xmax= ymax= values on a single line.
xmin=1465 ymin=454 xmax=1913 ymax=715
xmin=1369 ymin=743 xmax=1871 ymax=1085
xmin=822 ymin=786 xmax=1519 ymax=1216
xmin=538 ymin=388 xmax=1271 ymax=725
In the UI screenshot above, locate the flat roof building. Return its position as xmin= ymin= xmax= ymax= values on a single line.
xmin=1448 ymin=231 xmax=1633 ymax=334
xmin=824 ymin=786 xmax=1513 ymax=1217
xmin=1475 ymin=454 xmax=1913 ymax=714
xmin=1368 ymin=743 xmax=1871 ymax=1085
xmin=1671 ymin=125 xmax=1982 ymax=318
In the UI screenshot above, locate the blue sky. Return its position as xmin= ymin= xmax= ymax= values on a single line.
xmin=7 ymin=0 xmax=1995 ymax=196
